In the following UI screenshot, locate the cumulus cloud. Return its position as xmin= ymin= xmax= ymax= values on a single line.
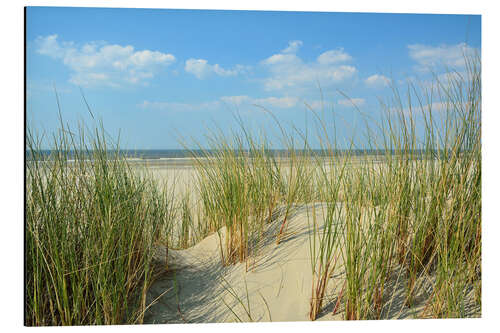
xmin=317 ymin=48 xmax=352 ymax=64
xmin=408 ymin=43 xmax=479 ymax=71
xmin=35 ymin=34 xmax=176 ymax=87
xmin=185 ymin=58 xmax=248 ymax=79
xmin=261 ymin=53 xmax=300 ymax=66
xmin=365 ymin=74 xmax=391 ymax=88
xmin=184 ymin=59 xmax=211 ymax=79
xmin=338 ymin=98 xmax=365 ymax=108
xmin=261 ymin=41 xmax=356 ymax=91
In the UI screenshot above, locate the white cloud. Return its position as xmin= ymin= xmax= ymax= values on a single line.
xmin=261 ymin=41 xmax=356 ymax=92
xmin=408 ymin=43 xmax=479 ymax=71
xmin=253 ymin=96 xmax=299 ymax=108
xmin=317 ymin=48 xmax=352 ymax=65
xmin=365 ymin=74 xmax=391 ymax=88
xmin=338 ymin=98 xmax=366 ymax=108
xmin=35 ymin=34 xmax=175 ymax=87
xmin=282 ymin=40 xmax=303 ymax=54
xmin=185 ymin=58 xmax=248 ymax=79
xmin=36 ymin=34 xmax=64 ymax=57
xmin=184 ymin=59 xmax=211 ymax=79
xmin=262 ymin=53 xmax=300 ymax=66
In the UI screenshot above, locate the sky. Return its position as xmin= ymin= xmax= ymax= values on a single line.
xmin=26 ymin=7 xmax=481 ymax=149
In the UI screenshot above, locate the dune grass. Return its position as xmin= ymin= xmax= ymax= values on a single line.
xmin=185 ymin=115 xmax=316 ymax=267
xmin=306 ymin=54 xmax=481 ymax=320
xmin=25 ymin=119 xmax=174 ymax=325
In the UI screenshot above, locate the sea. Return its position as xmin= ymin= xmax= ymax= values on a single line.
xmin=26 ymin=149 xmax=394 ymax=161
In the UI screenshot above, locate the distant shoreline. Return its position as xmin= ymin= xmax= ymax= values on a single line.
xmin=26 ymin=148 xmax=456 ymax=162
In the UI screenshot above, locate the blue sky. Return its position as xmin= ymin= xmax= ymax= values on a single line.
xmin=26 ymin=7 xmax=481 ymax=149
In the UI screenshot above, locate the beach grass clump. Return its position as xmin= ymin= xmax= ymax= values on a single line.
xmin=190 ymin=121 xmax=314 ymax=266
xmin=308 ymin=193 xmax=344 ymax=320
xmin=191 ymin=128 xmax=281 ymax=265
xmin=192 ymin=131 xmax=253 ymax=265
xmin=307 ymin=114 xmax=350 ymax=320
xmin=370 ymin=55 xmax=482 ymax=318
xmin=25 ymin=120 xmax=173 ymax=325
xmin=308 ymin=54 xmax=481 ymax=320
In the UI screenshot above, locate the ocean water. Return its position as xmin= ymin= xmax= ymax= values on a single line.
xmin=26 ymin=149 xmax=394 ymax=161
xmin=26 ymin=149 xmax=195 ymax=161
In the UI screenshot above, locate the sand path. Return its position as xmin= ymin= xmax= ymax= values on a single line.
xmin=144 ymin=203 xmax=348 ymax=323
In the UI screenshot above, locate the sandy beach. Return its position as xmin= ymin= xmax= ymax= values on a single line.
xmin=133 ymin=160 xmax=480 ymax=323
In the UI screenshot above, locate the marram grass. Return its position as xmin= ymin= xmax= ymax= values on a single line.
xmin=306 ymin=54 xmax=481 ymax=320
xmin=26 ymin=121 xmax=173 ymax=325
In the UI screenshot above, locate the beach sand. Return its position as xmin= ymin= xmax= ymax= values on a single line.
xmin=134 ymin=160 xmax=479 ymax=324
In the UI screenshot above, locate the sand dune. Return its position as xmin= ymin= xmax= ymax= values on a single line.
xmin=144 ymin=198 xmax=479 ymax=323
